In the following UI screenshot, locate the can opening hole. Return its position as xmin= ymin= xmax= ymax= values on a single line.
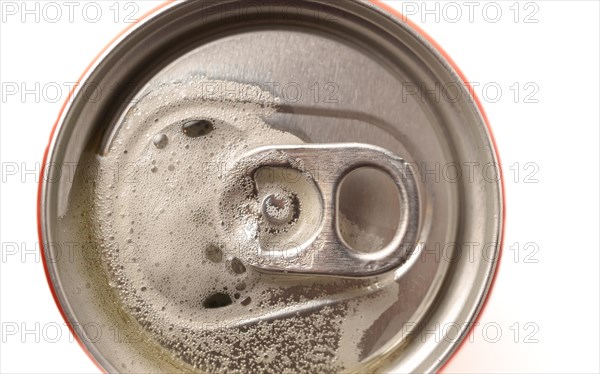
xmin=337 ymin=167 xmax=401 ymax=253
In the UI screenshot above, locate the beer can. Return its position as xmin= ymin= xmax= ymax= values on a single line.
xmin=38 ymin=1 xmax=504 ymax=372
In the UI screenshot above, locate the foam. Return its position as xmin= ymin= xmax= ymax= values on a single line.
xmin=68 ymin=77 xmax=399 ymax=372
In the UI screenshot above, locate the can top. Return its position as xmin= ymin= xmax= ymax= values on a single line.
xmin=40 ymin=1 xmax=502 ymax=373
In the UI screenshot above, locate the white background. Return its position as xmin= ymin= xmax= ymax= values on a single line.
xmin=1 ymin=1 xmax=598 ymax=373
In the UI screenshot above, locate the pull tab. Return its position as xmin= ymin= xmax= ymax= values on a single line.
xmin=224 ymin=143 xmax=420 ymax=277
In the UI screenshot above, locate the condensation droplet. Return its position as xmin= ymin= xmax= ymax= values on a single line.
xmin=230 ymin=257 xmax=246 ymax=275
xmin=205 ymin=244 xmax=223 ymax=263
xmin=241 ymin=297 xmax=251 ymax=306
xmin=182 ymin=119 xmax=214 ymax=138
xmin=153 ymin=133 xmax=169 ymax=149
